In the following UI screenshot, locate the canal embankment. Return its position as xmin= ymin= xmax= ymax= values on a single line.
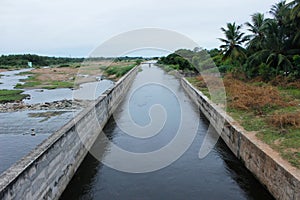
xmin=181 ymin=77 xmax=300 ymax=200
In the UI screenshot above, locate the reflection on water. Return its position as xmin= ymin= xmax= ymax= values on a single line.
xmin=61 ymin=64 xmax=274 ymax=200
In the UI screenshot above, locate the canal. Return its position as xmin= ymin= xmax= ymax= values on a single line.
xmin=60 ymin=64 xmax=274 ymax=199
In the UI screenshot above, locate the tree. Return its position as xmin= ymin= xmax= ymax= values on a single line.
xmin=248 ymin=19 xmax=293 ymax=76
xmin=219 ymin=22 xmax=249 ymax=65
xmin=245 ymin=13 xmax=270 ymax=51
xmin=288 ymin=0 xmax=300 ymax=46
xmin=270 ymin=1 xmax=289 ymax=26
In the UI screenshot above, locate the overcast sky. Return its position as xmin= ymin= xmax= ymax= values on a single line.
xmin=1 ymin=0 xmax=280 ymax=57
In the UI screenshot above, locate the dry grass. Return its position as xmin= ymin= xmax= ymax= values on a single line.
xmin=223 ymin=75 xmax=289 ymax=114
xmin=268 ymin=112 xmax=300 ymax=129
xmin=32 ymin=67 xmax=78 ymax=82
xmin=187 ymin=74 xmax=300 ymax=168
xmin=269 ymin=75 xmax=300 ymax=89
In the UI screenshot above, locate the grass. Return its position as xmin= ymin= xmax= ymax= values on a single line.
xmin=280 ymin=87 xmax=300 ymax=99
xmin=104 ymin=64 xmax=135 ymax=78
xmin=0 ymin=89 xmax=29 ymax=103
xmin=186 ymin=77 xmax=211 ymax=98
xmin=41 ymin=81 xmax=74 ymax=89
xmin=228 ymin=108 xmax=268 ymax=132
xmin=156 ymin=64 xmax=179 ymax=72
xmin=187 ymin=75 xmax=300 ymax=168
xmin=15 ymin=75 xmax=73 ymax=89
xmin=16 ymin=71 xmax=34 ymax=75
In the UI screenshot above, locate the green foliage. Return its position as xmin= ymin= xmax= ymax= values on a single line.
xmin=293 ymin=55 xmax=300 ymax=67
xmin=104 ymin=64 xmax=135 ymax=78
xmin=0 ymin=89 xmax=29 ymax=103
xmin=217 ymin=1 xmax=300 ymax=79
xmin=42 ymin=81 xmax=74 ymax=89
xmin=219 ymin=22 xmax=249 ymax=64
xmin=0 ymin=54 xmax=84 ymax=69
xmin=15 ymin=81 xmax=42 ymax=89
xmin=158 ymin=48 xmax=223 ymax=73
xmin=135 ymin=59 xmax=143 ymax=65
xmin=158 ymin=53 xmax=193 ymax=71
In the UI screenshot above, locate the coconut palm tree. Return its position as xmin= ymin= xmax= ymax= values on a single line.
xmin=248 ymin=19 xmax=293 ymax=76
xmin=287 ymin=0 xmax=300 ymax=46
xmin=219 ymin=22 xmax=249 ymax=64
xmin=288 ymin=0 xmax=300 ymax=19
xmin=270 ymin=1 xmax=289 ymax=25
xmin=245 ymin=13 xmax=270 ymax=51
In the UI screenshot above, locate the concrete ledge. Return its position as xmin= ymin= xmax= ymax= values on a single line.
xmin=0 ymin=65 xmax=140 ymax=200
xmin=181 ymin=77 xmax=300 ymax=200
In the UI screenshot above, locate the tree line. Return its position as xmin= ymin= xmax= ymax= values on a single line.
xmin=159 ymin=0 xmax=300 ymax=80
xmin=0 ymin=54 xmax=146 ymax=69
xmin=0 ymin=54 xmax=84 ymax=68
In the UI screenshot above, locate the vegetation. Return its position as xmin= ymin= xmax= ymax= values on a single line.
xmin=0 ymin=54 xmax=84 ymax=69
xmin=7 ymin=60 xmax=141 ymax=90
xmin=158 ymin=49 xmax=195 ymax=72
xmin=0 ymin=89 xmax=29 ymax=103
xmin=157 ymin=1 xmax=300 ymax=168
xmin=0 ymin=54 xmax=144 ymax=70
xmin=218 ymin=0 xmax=300 ymax=79
xmin=217 ymin=1 xmax=300 ymax=168
xmin=187 ymin=75 xmax=300 ymax=168
xmin=15 ymin=79 xmax=74 ymax=90
xmin=102 ymin=64 xmax=136 ymax=79
xmin=158 ymin=1 xmax=300 ymax=81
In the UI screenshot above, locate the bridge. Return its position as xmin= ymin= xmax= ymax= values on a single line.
xmin=0 ymin=62 xmax=299 ymax=200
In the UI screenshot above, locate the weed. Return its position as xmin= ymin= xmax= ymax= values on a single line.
xmin=0 ymin=89 xmax=29 ymax=103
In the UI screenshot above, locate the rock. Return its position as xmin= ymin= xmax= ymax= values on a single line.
xmin=0 ymin=98 xmax=90 ymax=112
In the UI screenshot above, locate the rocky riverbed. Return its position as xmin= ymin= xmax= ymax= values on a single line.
xmin=0 ymin=99 xmax=94 ymax=113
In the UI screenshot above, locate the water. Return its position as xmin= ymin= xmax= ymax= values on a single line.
xmin=0 ymin=110 xmax=76 ymax=174
xmin=0 ymin=68 xmax=32 ymax=90
xmin=23 ymin=80 xmax=114 ymax=104
xmin=61 ymin=64 xmax=274 ymax=199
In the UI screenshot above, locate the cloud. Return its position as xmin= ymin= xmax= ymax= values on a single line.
xmin=0 ymin=0 xmax=278 ymax=57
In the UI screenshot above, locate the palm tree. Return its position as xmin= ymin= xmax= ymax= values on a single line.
xmin=287 ymin=0 xmax=300 ymax=46
xmin=248 ymin=19 xmax=293 ymax=76
xmin=219 ymin=22 xmax=249 ymax=64
xmin=288 ymin=0 xmax=300 ymax=19
xmin=245 ymin=13 xmax=270 ymax=51
xmin=270 ymin=1 xmax=290 ymax=26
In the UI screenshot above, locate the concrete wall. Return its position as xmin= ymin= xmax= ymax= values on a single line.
xmin=181 ymin=77 xmax=300 ymax=200
xmin=0 ymin=66 xmax=139 ymax=200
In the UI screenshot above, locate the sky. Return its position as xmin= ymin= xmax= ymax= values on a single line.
xmin=0 ymin=0 xmax=281 ymax=57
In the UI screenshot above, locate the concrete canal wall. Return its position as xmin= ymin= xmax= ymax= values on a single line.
xmin=0 ymin=66 xmax=139 ymax=200
xmin=181 ymin=77 xmax=300 ymax=200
